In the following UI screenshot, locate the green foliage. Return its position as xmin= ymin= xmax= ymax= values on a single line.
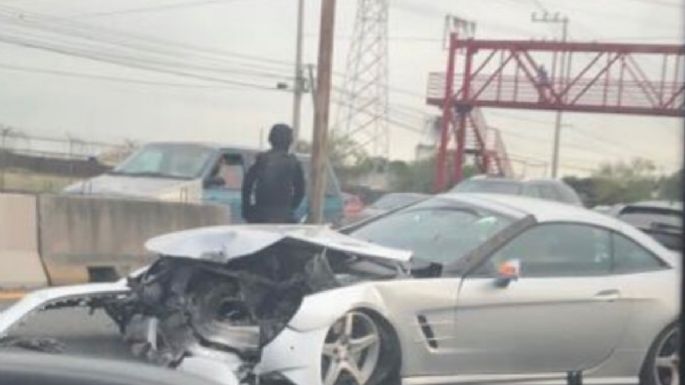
xmin=300 ymin=137 xmax=504 ymax=194
xmin=658 ymin=169 xmax=682 ymax=201
xmin=387 ymin=156 xmax=478 ymax=193
xmin=563 ymin=158 xmax=682 ymax=207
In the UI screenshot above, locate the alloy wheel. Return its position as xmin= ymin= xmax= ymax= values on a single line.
xmin=321 ymin=311 xmax=382 ymax=385
xmin=654 ymin=327 xmax=680 ymax=385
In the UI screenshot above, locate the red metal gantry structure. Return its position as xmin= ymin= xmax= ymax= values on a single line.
xmin=427 ymin=35 xmax=685 ymax=192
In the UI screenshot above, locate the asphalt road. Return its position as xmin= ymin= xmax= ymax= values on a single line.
xmin=0 ymin=300 xmax=135 ymax=361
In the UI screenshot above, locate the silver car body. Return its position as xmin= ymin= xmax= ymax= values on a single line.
xmin=0 ymin=194 xmax=678 ymax=385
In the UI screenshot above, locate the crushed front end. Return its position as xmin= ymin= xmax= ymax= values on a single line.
xmin=0 ymin=226 xmax=410 ymax=385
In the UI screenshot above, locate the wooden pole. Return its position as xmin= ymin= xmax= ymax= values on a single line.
xmin=308 ymin=0 xmax=336 ymax=223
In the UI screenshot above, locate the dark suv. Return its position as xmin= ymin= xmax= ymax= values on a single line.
xmin=452 ymin=177 xmax=583 ymax=206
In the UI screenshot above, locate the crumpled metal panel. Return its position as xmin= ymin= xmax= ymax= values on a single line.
xmin=145 ymin=225 xmax=413 ymax=263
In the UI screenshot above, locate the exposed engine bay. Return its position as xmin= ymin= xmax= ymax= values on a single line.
xmin=0 ymin=226 xmax=411 ymax=384
xmin=109 ymin=241 xmax=402 ymax=369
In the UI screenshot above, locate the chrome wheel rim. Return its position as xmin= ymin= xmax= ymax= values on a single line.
xmin=321 ymin=311 xmax=381 ymax=385
xmin=654 ymin=328 xmax=680 ymax=385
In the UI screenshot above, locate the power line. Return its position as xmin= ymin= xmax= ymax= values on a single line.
xmin=0 ymin=35 xmax=282 ymax=90
xmin=0 ymin=62 xmax=279 ymax=91
xmin=486 ymin=111 xmax=652 ymax=159
xmin=0 ymin=26 xmax=294 ymax=79
xmin=72 ymin=0 xmax=246 ymax=18
xmin=0 ymin=4 xmax=294 ymax=68
xmin=0 ymin=4 xmax=430 ymax=103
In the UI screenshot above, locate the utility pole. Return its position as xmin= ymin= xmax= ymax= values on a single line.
xmin=291 ymin=0 xmax=305 ymax=150
xmin=0 ymin=126 xmax=14 ymax=190
xmin=306 ymin=64 xmax=317 ymax=107
xmin=308 ymin=0 xmax=336 ymax=224
xmin=532 ymin=11 xmax=569 ymax=179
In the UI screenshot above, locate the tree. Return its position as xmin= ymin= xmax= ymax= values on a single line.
xmin=387 ymin=155 xmax=478 ymax=193
xmin=658 ymin=169 xmax=682 ymax=201
xmin=563 ymin=158 xmax=679 ymax=207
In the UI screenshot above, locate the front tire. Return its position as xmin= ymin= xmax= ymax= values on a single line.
xmin=641 ymin=323 xmax=680 ymax=385
xmin=320 ymin=310 xmax=399 ymax=385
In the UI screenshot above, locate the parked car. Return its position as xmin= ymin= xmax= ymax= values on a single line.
xmin=0 ymin=352 xmax=222 ymax=385
xmin=452 ymin=176 xmax=583 ymax=206
xmin=1 ymin=194 xmax=678 ymax=385
xmin=343 ymin=192 xmax=428 ymax=224
xmin=609 ymin=200 xmax=682 ymax=251
xmin=63 ymin=142 xmax=344 ymax=224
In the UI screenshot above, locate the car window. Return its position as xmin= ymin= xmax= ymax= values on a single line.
xmin=612 ymin=233 xmax=666 ymax=273
xmin=209 ymin=153 xmax=245 ymax=189
xmin=114 ymin=144 xmax=215 ymax=179
xmin=538 ymin=185 xmax=561 ymax=201
xmin=618 ymin=207 xmax=682 ymax=229
xmin=522 ymin=184 xmax=542 ymax=198
xmin=351 ymin=199 xmax=514 ymax=265
xmin=453 ymin=180 xmax=523 ymax=195
xmin=488 ymin=223 xmax=612 ymax=277
xmin=557 ymin=184 xmax=583 ymax=205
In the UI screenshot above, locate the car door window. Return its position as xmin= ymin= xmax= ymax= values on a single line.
xmin=209 ymin=153 xmax=245 ymax=189
xmin=488 ymin=223 xmax=612 ymax=277
xmin=611 ymin=233 xmax=666 ymax=273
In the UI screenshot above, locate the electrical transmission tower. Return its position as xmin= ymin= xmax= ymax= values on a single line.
xmin=336 ymin=0 xmax=390 ymax=162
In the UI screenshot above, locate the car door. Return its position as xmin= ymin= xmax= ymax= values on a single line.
xmin=453 ymin=223 xmax=629 ymax=375
xmin=202 ymin=151 xmax=248 ymax=223
xmin=294 ymin=157 xmax=343 ymax=224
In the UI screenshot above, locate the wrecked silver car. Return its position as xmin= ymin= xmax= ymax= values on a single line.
xmin=0 ymin=225 xmax=411 ymax=385
xmin=0 ymin=194 xmax=680 ymax=385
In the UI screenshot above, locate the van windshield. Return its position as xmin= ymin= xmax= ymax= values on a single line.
xmin=112 ymin=144 xmax=215 ymax=180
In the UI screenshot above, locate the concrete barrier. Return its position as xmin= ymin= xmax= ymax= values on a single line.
xmin=38 ymin=195 xmax=231 ymax=285
xmin=0 ymin=193 xmax=49 ymax=289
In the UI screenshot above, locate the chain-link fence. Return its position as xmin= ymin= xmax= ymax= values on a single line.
xmin=0 ymin=126 xmax=136 ymax=193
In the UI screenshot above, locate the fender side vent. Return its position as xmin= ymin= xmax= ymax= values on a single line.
xmin=417 ymin=315 xmax=438 ymax=348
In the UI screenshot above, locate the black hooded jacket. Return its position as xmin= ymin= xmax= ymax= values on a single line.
xmin=241 ymin=149 xmax=305 ymax=223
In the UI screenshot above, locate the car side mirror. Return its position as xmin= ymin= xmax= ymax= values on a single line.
xmin=204 ymin=176 xmax=226 ymax=188
xmin=494 ymin=259 xmax=520 ymax=288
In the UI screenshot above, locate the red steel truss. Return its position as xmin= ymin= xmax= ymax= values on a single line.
xmin=428 ymin=35 xmax=685 ymax=191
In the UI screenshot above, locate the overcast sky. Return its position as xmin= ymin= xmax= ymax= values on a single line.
xmin=0 ymin=0 xmax=682 ymax=178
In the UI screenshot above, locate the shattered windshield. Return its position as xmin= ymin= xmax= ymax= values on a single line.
xmin=112 ymin=144 xmax=215 ymax=180
xmin=350 ymin=199 xmax=515 ymax=265
xmin=370 ymin=194 xmax=425 ymax=210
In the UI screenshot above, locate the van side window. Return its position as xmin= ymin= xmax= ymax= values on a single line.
xmin=210 ymin=153 xmax=245 ymax=189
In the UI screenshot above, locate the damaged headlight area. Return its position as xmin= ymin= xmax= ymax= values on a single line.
xmin=102 ymin=240 xmax=404 ymax=375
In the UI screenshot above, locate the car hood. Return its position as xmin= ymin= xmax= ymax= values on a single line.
xmin=63 ymin=174 xmax=203 ymax=202
xmin=145 ymin=225 xmax=413 ymax=263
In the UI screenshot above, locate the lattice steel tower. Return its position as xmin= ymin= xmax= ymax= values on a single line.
xmin=336 ymin=0 xmax=390 ymax=161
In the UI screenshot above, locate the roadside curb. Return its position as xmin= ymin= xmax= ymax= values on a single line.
xmin=0 ymin=291 xmax=27 ymax=301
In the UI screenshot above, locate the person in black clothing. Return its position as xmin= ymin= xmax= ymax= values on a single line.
xmin=242 ymin=124 xmax=306 ymax=223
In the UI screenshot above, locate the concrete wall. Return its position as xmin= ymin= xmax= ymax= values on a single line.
xmin=38 ymin=195 xmax=231 ymax=285
xmin=0 ymin=193 xmax=49 ymax=289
